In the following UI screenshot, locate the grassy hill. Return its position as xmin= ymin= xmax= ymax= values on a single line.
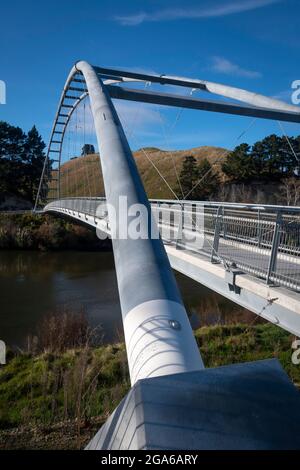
xmin=56 ymin=146 xmax=228 ymax=200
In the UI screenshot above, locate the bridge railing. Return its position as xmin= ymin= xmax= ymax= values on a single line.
xmin=44 ymin=198 xmax=300 ymax=293
xmin=151 ymin=199 xmax=300 ymax=292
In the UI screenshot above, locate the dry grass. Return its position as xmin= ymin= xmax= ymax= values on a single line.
xmin=26 ymin=306 xmax=103 ymax=355
xmin=54 ymin=146 xmax=228 ymax=200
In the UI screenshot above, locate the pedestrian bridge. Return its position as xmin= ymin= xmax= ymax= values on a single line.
xmin=44 ymin=197 xmax=300 ymax=338
xmin=35 ymin=61 xmax=300 ymax=449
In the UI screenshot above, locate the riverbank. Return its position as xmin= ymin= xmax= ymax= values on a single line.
xmin=0 ymin=323 xmax=299 ymax=449
xmin=0 ymin=213 xmax=111 ymax=251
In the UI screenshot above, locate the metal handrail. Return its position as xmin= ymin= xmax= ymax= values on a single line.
xmin=44 ymin=197 xmax=300 ymax=293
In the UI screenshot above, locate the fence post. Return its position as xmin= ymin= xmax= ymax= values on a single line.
xmin=211 ymin=206 xmax=223 ymax=263
xmin=266 ymin=211 xmax=282 ymax=285
xmin=223 ymin=207 xmax=227 ymax=240
xmin=176 ymin=203 xmax=184 ymax=249
xmin=257 ymin=209 xmax=262 ymax=248
xmin=157 ymin=201 xmax=161 ymax=230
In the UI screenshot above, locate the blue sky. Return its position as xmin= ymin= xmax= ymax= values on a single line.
xmin=0 ymin=0 xmax=300 ymax=153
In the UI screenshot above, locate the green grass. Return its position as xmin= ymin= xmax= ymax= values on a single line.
xmin=0 ymin=323 xmax=299 ymax=430
xmin=195 ymin=323 xmax=300 ymax=384
xmin=0 ymin=343 xmax=130 ymax=429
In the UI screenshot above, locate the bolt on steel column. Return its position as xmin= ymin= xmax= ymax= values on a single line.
xmin=75 ymin=61 xmax=204 ymax=384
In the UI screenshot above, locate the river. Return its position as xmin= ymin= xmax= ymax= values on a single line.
xmin=0 ymin=250 xmax=255 ymax=347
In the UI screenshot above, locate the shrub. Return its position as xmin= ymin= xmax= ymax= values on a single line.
xmin=27 ymin=306 xmax=103 ymax=355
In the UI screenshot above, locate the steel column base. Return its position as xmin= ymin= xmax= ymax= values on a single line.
xmin=86 ymin=359 xmax=300 ymax=450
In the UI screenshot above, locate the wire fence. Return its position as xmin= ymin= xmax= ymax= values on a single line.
xmin=44 ymin=198 xmax=300 ymax=293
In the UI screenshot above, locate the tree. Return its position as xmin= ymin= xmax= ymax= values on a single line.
xmin=223 ymin=135 xmax=300 ymax=183
xmin=177 ymin=156 xmax=199 ymax=199
xmin=0 ymin=121 xmax=46 ymax=204
xmin=280 ymin=177 xmax=300 ymax=206
xmin=293 ymin=136 xmax=300 ymax=175
xmin=222 ymin=143 xmax=254 ymax=181
xmin=251 ymin=134 xmax=294 ymax=179
xmin=178 ymin=156 xmax=219 ymax=200
xmin=0 ymin=121 xmax=26 ymax=194
xmin=281 ymin=135 xmax=300 ymax=176
xmin=195 ymin=158 xmax=219 ymax=200
xmin=23 ymin=126 xmax=46 ymax=202
xmin=81 ymin=144 xmax=95 ymax=156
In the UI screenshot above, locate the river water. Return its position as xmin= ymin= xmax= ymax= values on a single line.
xmin=0 ymin=250 xmax=255 ymax=347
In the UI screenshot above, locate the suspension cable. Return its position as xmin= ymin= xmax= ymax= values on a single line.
xmin=158 ymin=88 xmax=197 ymax=199
xmin=157 ymin=109 xmax=184 ymax=199
xmin=126 ymin=81 xmax=151 ymax=138
xmin=131 ymin=134 xmax=230 ymax=267
xmin=131 ymin=134 xmax=179 ymax=200
xmin=169 ymin=88 xmax=197 ymax=132
xmin=75 ymin=106 xmax=81 ymax=197
xmin=67 ymin=125 xmax=71 ymax=197
xmin=83 ymin=101 xmax=92 ymax=200
xmin=277 ymin=120 xmax=300 ymax=165
xmin=236 ymin=118 xmax=257 ymax=142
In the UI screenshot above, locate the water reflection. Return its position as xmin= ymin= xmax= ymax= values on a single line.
xmin=0 ymin=250 xmax=255 ymax=347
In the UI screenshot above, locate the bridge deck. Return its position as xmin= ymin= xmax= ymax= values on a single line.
xmin=43 ymin=198 xmax=300 ymax=337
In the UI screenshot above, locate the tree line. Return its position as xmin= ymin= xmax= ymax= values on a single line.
xmin=178 ymin=133 xmax=300 ymax=202
xmin=0 ymin=121 xmax=46 ymax=204
xmin=222 ymin=134 xmax=300 ymax=182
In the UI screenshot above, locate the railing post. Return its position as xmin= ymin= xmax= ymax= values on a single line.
xmin=266 ymin=211 xmax=282 ymax=285
xmin=176 ymin=203 xmax=184 ymax=249
xmin=157 ymin=200 xmax=161 ymax=228
xmin=223 ymin=207 xmax=227 ymax=240
xmin=211 ymin=206 xmax=223 ymax=263
xmin=257 ymin=209 xmax=262 ymax=248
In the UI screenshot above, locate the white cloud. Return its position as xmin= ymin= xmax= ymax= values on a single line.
xmin=114 ymin=0 xmax=281 ymax=26
xmin=210 ymin=56 xmax=262 ymax=78
xmin=114 ymin=101 xmax=162 ymax=134
xmin=65 ymin=99 xmax=162 ymax=139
